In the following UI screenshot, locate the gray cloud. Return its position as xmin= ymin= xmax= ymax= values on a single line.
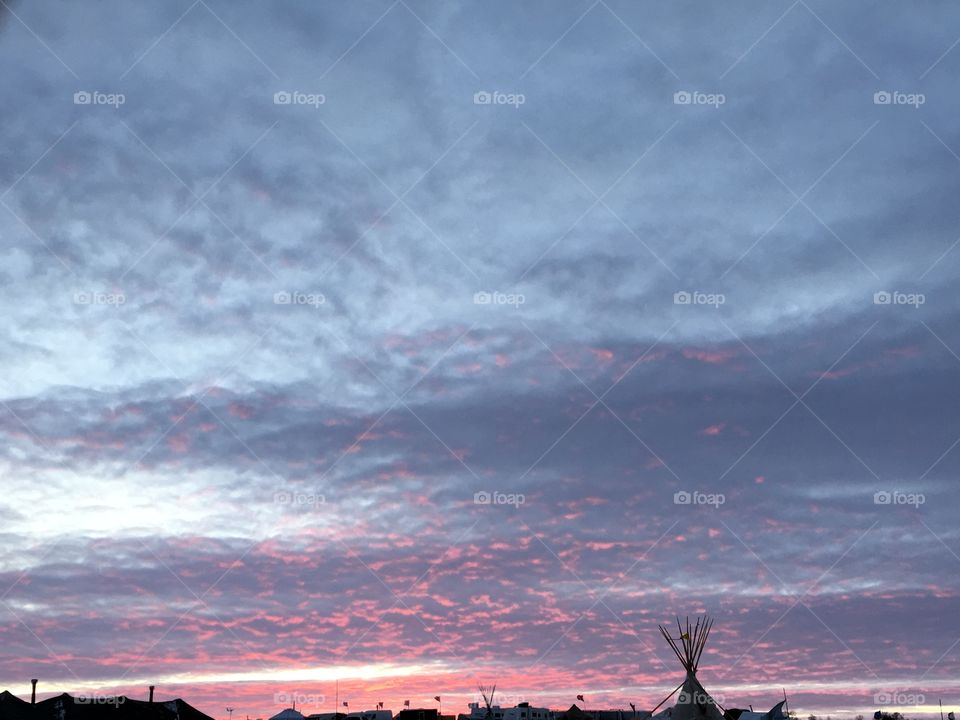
xmin=2 ymin=1 xmax=960 ymax=717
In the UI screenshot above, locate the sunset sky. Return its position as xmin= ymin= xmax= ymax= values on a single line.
xmin=2 ymin=2 xmax=960 ymax=719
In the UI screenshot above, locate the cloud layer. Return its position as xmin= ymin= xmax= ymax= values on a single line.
xmin=2 ymin=1 xmax=960 ymax=718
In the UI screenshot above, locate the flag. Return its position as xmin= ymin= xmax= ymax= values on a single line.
xmin=577 ymin=695 xmax=584 ymax=702
xmin=343 ymin=702 xmax=349 ymax=707
xmin=435 ymin=697 xmax=441 ymax=703
xmin=378 ymin=703 xmax=384 ymax=710
xmin=630 ymin=704 xmax=636 ymax=712
xmin=405 ymin=701 xmax=411 ymax=708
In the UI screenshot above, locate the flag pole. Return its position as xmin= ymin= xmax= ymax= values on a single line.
xmin=940 ymin=699 xmax=944 ymax=720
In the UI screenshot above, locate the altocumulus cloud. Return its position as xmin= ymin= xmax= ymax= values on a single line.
xmin=1 ymin=1 xmax=960 ymax=718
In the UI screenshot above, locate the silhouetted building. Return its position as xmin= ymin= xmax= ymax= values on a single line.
xmin=0 ymin=690 xmax=213 ymax=720
xmin=397 ymin=709 xmax=440 ymax=720
xmin=557 ymin=706 xmax=648 ymax=720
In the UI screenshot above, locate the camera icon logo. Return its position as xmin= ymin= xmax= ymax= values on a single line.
xmin=874 ymin=491 xmax=892 ymax=505
xmin=273 ymin=291 xmax=292 ymax=304
xmin=873 ymin=291 xmax=891 ymax=305
xmin=473 ymin=291 xmax=492 ymax=305
xmin=674 ymin=291 xmax=691 ymax=305
xmin=873 ymin=91 xmax=892 ymax=105
xmin=74 ymin=91 xmax=92 ymax=105
xmin=473 ymin=91 xmax=492 ymax=105
xmin=474 ymin=491 xmax=491 ymax=504
xmin=673 ymin=91 xmax=692 ymax=105
xmin=674 ymin=490 xmax=692 ymax=505
xmin=274 ymin=91 xmax=292 ymax=105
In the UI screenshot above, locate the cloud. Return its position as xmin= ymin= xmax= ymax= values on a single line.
xmin=1 ymin=1 xmax=960 ymax=718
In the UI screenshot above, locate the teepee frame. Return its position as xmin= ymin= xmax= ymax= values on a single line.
xmin=478 ymin=683 xmax=497 ymax=720
xmin=659 ymin=616 xmax=714 ymax=676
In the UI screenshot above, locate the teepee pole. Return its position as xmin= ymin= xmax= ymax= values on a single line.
xmin=649 ymin=681 xmax=686 ymax=715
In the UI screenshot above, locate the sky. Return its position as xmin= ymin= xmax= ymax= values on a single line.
xmin=1 ymin=1 xmax=960 ymax=719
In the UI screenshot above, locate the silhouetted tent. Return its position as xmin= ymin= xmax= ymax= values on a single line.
xmin=558 ymin=705 xmax=592 ymax=720
xmin=652 ymin=617 xmax=724 ymax=720
xmin=270 ymin=710 xmax=306 ymax=720
xmin=0 ymin=691 xmax=214 ymax=720
xmin=724 ymin=701 xmax=788 ymax=720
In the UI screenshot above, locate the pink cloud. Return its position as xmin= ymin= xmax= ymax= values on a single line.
xmin=700 ymin=422 xmax=726 ymax=436
xmin=682 ymin=348 xmax=737 ymax=365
